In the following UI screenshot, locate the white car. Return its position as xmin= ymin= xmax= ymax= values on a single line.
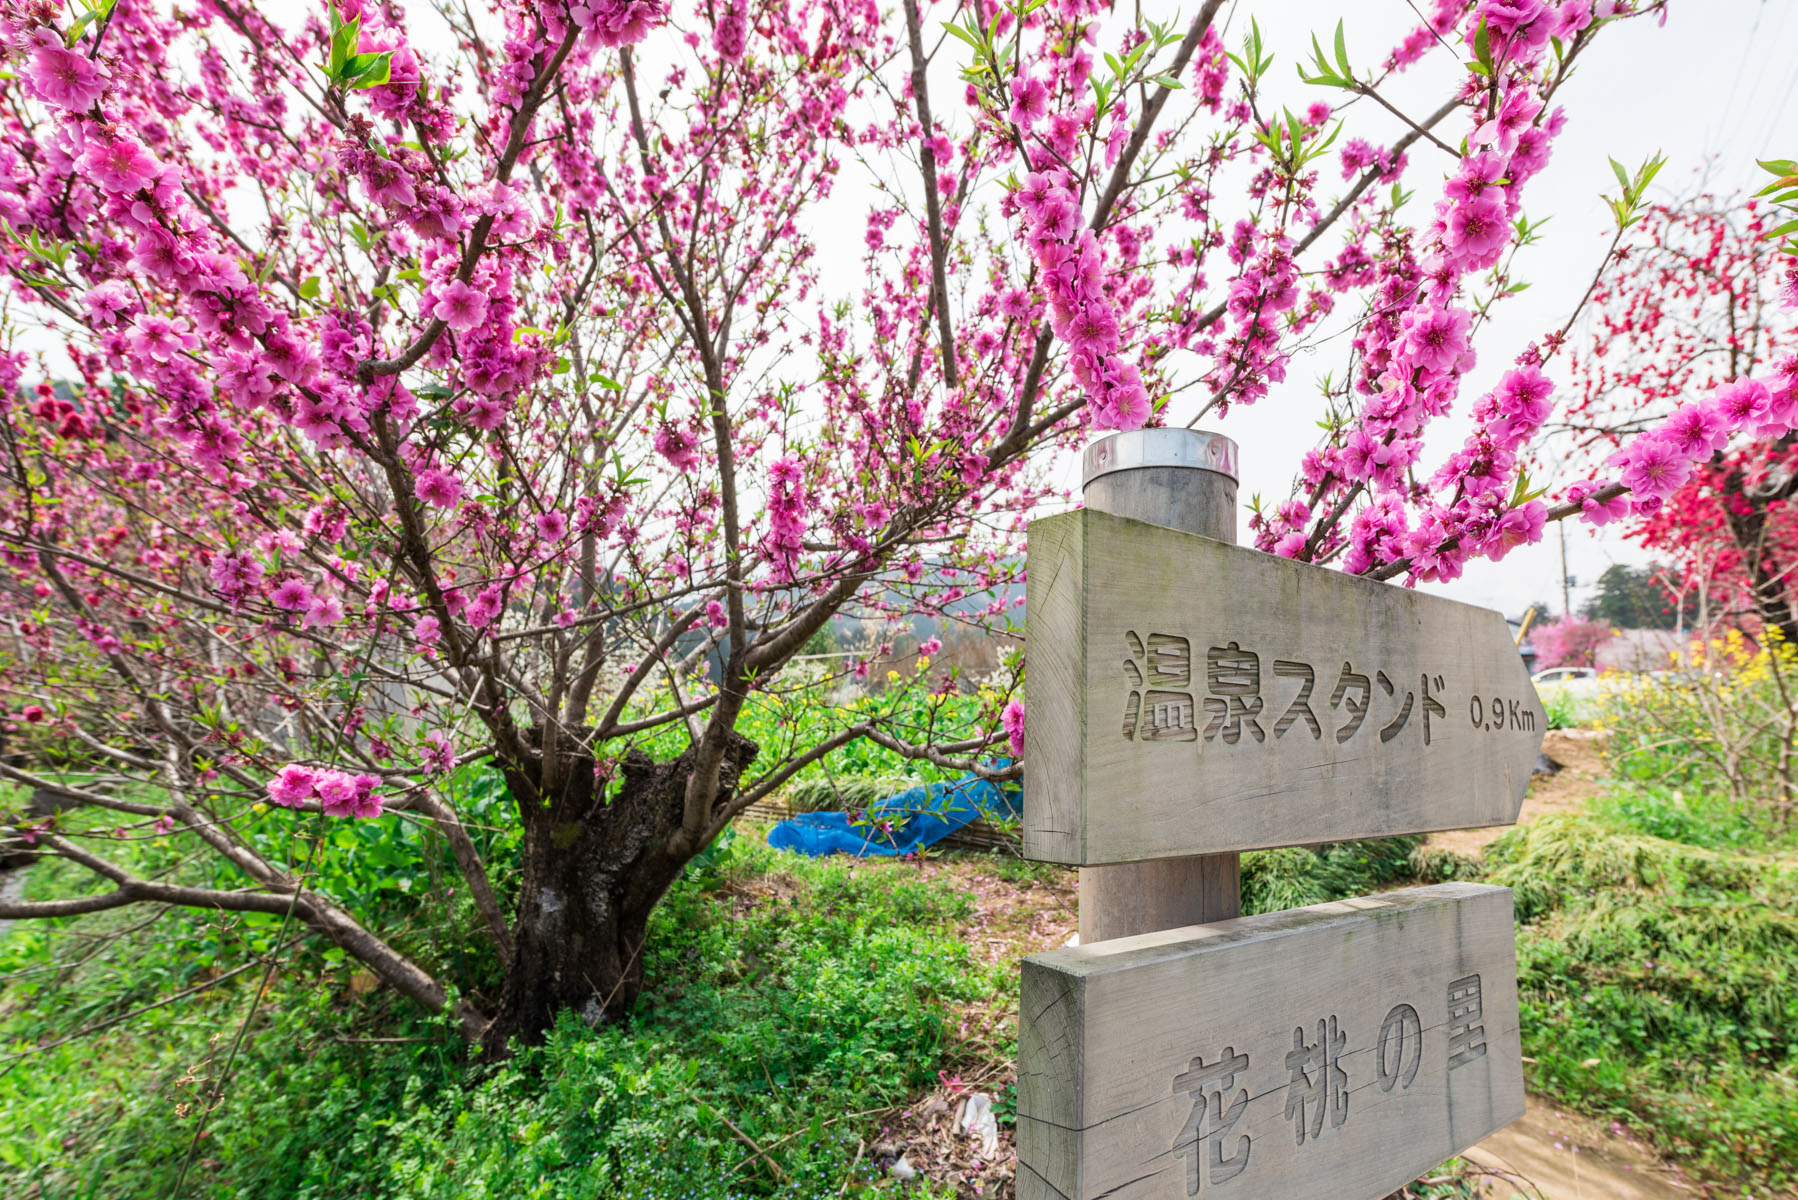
xmin=1530 ymin=666 xmax=1598 ymax=686
xmin=1530 ymin=665 xmax=1602 ymax=713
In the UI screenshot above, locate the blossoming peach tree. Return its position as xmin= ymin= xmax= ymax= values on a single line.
xmin=1 ymin=0 xmax=1789 ymax=1051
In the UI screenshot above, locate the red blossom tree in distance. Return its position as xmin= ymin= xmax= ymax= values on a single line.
xmin=1548 ymin=192 xmax=1798 ymax=641
xmin=0 ymin=0 xmax=1791 ymax=1052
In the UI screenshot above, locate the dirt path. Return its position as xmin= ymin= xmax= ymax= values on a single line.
xmin=1427 ymin=728 xmax=1606 ymax=858
xmin=1464 ymin=1099 xmax=1700 ymax=1199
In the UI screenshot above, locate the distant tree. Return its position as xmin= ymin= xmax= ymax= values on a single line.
xmin=1533 ymin=616 xmax=1617 ymax=669
xmin=1550 ymin=194 xmax=1798 ymax=642
xmin=1582 ymin=564 xmax=1694 ymax=629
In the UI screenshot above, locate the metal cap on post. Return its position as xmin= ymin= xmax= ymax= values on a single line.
xmin=1077 ymin=427 xmax=1242 ymax=944
xmin=1083 ymin=427 xmax=1239 ymax=541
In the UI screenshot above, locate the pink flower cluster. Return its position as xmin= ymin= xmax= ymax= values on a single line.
xmin=1263 ymin=0 xmax=1615 ymax=579
xmin=654 ymin=421 xmax=701 ymax=470
xmin=421 ymin=731 xmax=456 ymax=776
xmin=1207 ymin=224 xmax=1305 ymax=412
xmin=25 ymin=30 xmax=108 ymax=112
xmin=569 ymin=0 xmax=666 ymax=48
xmin=762 ymin=456 xmax=808 ymax=583
xmin=267 ymin=764 xmax=384 ymax=818
xmin=1013 ymin=170 xmax=1150 ymax=431
xmin=713 ymin=2 xmax=748 ymax=62
xmin=1602 ymin=377 xmax=1798 ymax=511
xmin=1001 ymin=699 xmax=1025 ymax=757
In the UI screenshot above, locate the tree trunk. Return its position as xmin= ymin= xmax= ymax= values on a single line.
xmin=480 ymin=731 xmax=758 ymax=1057
xmin=1724 ymin=496 xmax=1798 ymax=647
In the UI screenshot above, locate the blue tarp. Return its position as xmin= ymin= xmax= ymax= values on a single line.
xmin=766 ymin=766 xmax=1020 ymax=857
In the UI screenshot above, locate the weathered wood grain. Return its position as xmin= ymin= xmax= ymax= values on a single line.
xmin=1078 ymin=855 xmax=1239 ymax=943
xmin=1023 ymin=510 xmax=1545 ymax=865
xmin=1078 ymin=447 xmax=1244 ymax=942
xmin=1017 ymin=883 xmax=1524 ymax=1200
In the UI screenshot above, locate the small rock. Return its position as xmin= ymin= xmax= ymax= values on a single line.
xmin=889 ymin=1154 xmax=917 ymax=1180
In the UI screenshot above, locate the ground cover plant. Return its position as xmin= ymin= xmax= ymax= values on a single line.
xmin=1491 ymin=812 xmax=1798 ymax=1191
xmin=1 ymin=810 xmax=1489 ymax=1199
xmin=1 ymin=832 xmax=1007 ymax=1198
xmin=8 ymin=714 xmax=1794 ymax=1196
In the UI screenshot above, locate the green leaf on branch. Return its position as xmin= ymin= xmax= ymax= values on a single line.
xmin=1470 ymin=17 xmax=1494 ymax=75
xmin=1228 ymin=19 xmax=1274 ymax=89
xmin=1602 ymin=151 xmax=1667 ymax=231
xmin=940 ymin=21 xmax=981 ymax=49
xmin=326 ymin=3 xmax=361 ymax=81
xmin=1510 ymin=470 xmax=1548 ymax=508
xmin=345 ymin=52 xmax=393 ymax=89
xmin=1298 ymin=22 xmax=1355 ymax=89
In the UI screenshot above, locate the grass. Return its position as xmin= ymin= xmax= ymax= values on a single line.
xmin=1240 ymin=834 xmax=1474 ymax=914
xmin=0 ymin=837 xmax=1004 ymax=1199
xmin=1487 ymin=810 xmax=1798 ymax=1191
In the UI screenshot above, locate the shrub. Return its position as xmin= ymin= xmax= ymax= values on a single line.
xmin=1487 ymin=813 xmax=1798 ymax=1188
xmin=1598 ymin=628 xmax=1798 ymax=833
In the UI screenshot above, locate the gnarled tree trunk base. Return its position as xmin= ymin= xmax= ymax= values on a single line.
xmin=480 ymin=732 xmax=757 ymax=1057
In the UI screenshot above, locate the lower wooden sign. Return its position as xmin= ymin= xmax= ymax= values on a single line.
xmin=1017 ymin=883 xmax=1523 ymax=1200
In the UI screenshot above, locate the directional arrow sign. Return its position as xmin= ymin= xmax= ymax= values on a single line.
xmin=1024 ymin=509 xmax=1545 ymax=865
xmin=1017 ymin=883 xmax=1525 ymax=1200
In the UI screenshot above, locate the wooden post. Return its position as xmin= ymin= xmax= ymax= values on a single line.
xmin=1078 ymin=428 xmax=1242 ymax=943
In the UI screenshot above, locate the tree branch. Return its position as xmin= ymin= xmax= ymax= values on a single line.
xmin=903 ymin=0 xmax=959 ymax=390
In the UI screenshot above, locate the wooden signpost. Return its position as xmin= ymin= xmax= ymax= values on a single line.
xmin=1024 ymin=508 xmax=1546 ymax=866
xmin=1017 ymin=884 xmax=1524 ymax=1199
xmin=1017 ymin=430 xmax=1537 ymax=1200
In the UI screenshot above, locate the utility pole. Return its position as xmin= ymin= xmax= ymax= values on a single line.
xmin=1560 ymin=521 xmax=1572 ymax=617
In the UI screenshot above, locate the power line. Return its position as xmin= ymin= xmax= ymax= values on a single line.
xmin=1754 ymin=56 xmax=1798 ymax=159
xmin=1733 ymin=1 xmax=1792 ymax=156
xmin=1709 ymin=0 xmax=1767 ymax=159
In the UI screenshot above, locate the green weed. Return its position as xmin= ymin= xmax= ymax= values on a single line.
xmin=1241 ymin=835 xmax=1473 ymax=915
xmin=1487 ymin=812 xmax=1798 ymax=1189
xmin=0 ymin=841 xmax=1001 ymax=1199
